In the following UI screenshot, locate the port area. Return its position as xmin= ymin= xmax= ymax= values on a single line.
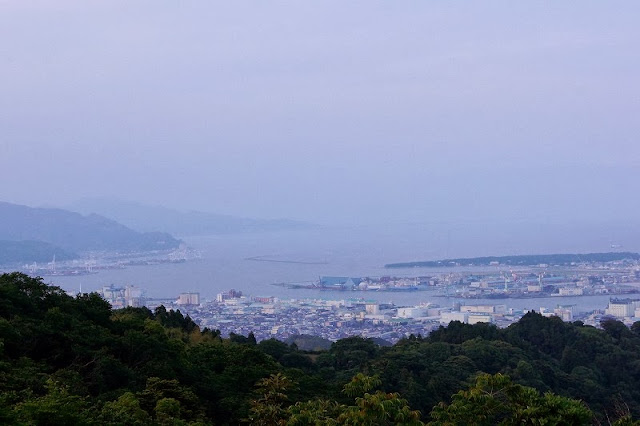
xmin=272 ymin=262 xmax=640 ymax=298
xmin=8 ymin=246 xmax=202 ymax=277
xmin=272 ymin=276 xmax=427 ymax=292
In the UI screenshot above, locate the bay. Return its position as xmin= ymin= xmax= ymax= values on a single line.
xmin=46 ymin=223 xmax=636 ymax=314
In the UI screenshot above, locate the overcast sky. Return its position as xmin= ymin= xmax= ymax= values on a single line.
xmin=1 ymin=1 xmax=638 ymax=225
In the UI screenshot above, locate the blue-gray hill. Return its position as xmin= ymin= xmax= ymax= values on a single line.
xmin=0 ymin=240 xmax=77 ymax=266
xmin=0 ymin=201 xmax=180 ymax=255
xmin=67 ymin=198 xmax=317 ymax=236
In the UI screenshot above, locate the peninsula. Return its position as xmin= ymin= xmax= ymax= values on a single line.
xmin=384 ymin=252 xmax=640 ymax=268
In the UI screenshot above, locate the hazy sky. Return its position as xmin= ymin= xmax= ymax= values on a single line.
xmin=1 ymin=1 xmax=639 ymax=225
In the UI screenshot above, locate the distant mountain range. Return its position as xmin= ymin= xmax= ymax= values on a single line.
xmin=66 ymin=198 xmax=317 ymax=236
xmin=0 ymin=202 xmax=181 ymax=264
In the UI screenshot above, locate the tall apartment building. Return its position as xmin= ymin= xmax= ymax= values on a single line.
xmin=178 ymin=292 xmax=200 ymax=306
xmin=605 ymin=298 xmax=638 ymax=318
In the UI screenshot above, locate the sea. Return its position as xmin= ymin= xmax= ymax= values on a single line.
xmin=46 ymin=223 xmax=640 ymax=315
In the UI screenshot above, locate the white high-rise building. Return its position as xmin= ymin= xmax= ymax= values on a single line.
xmin=605 ymin=299 xmax=636 ymax=318
xmin=178 ymin=292 xmax=200 ymax=306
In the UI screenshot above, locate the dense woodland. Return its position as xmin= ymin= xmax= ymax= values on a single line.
xmin=1 ymin=273 xmax=640 ymax=425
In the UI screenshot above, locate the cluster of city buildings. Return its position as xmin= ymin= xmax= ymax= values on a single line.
xmin=99 ymin=284 xmax=199 ymax=309
xmin=96 ymin=266 xmax=640 ymax=344
xmin=146 ymin=291 xmax=639 ymax=343
xmin=187 ymin=296 xmax=440 ymax=343
xmin=451 ymin=271 xmax=640 ymax=299
xmin=449 ymin=265 xmax=640 ymax=299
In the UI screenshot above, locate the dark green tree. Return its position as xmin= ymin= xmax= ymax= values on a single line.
xmin=428 ymin=373 xmax=592 ymax=425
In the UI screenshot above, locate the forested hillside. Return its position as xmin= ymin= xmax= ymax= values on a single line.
xmin=0 ymin=240 xmax=76 ymax=264
xmin=1 ymin=272 xmax=639 ymax=424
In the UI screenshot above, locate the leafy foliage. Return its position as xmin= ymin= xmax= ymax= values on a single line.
xmin=428 ymin=373 xmax=592 ymax=425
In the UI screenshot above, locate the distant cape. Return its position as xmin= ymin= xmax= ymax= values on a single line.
xmin=0 ymin=201 xmax=181 ymax=264
xmin=67 ymin=198 xmax=317 ymax=236
xmin=385 ymin=252 xmax=640 ymax=268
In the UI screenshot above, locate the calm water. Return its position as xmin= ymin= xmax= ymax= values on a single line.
xmin=47 ymin=223 xmax=637 ymax=314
